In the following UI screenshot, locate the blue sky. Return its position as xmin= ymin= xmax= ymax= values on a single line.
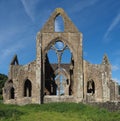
xmin=0 ymin=0 xmax=120 ymax=83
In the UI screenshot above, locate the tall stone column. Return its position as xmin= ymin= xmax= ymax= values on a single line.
xmin=36 ymin=32 xmax=42 ymax=104
xmin=102 ymin=72 xmax=110 ymax=102
xmin=75 ymin=33 xmax=83 ymax=102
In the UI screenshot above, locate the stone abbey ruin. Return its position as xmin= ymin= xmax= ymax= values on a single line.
xmin=3 ymin=8 xmax=120 ymax=105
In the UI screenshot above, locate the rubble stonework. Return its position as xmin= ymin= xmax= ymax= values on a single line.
xmin=3 ymin=8 xmax=120 ymax=105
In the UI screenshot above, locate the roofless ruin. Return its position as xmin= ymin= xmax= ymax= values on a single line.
xmin=3 ymin=8 xmax=120 ymax=104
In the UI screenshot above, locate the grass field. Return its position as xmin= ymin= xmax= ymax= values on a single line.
xmin=0 ymin=102 xmax=120 ymax=121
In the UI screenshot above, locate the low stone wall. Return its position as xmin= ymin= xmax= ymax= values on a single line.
xmin=44 ymin=96 xmax=75 ymax=103
xmin=3 ymin=97 xmax=32 ymax=105
xmin=87 ymin=102 xmax=120 ymax=112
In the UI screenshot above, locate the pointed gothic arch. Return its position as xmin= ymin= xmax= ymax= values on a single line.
xmin=10 ymin=87 xmax=15 ymax=99
xmin=44 ymin=39 xmax=73 ymax=96
xmin=24 ymin=79 xmax=32 ymax=97
xmin=87 ymin=80 xmax=95 ymax=94
xmin=54 ymin=14 xmax=64 ymax=32
xmin=54 ymin=68 xmax=70 ymax=96
xmin=44 ymin=37 xmax=75 ymax=56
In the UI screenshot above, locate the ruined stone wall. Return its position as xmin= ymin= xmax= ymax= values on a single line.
xmin=44 ymin=95 xmax=75 ymax=103
xmin=83 ymin=59 xmax=120 ymax=102
xmin=3 ymin=8 xmax=120 ymax=105
xmin=37 ymin=8 xmax=84 ymax=102
xmin=87 ymin=102 xmax=120 ymax=112
xmin=109 ymin=80 xmax=116 ymax=101
xmin=83 ymin=60 xmax=103 ymax=102
xmin=3 ymin=61 xmax=37 ymax=104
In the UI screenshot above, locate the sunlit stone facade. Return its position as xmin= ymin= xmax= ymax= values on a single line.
xmin=3 ymin=8 xmax=119 ymax=105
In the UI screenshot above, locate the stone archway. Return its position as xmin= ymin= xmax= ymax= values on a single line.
xmin=10 ymin=87 xmax=15 ymax=99
xmin=24 ymin=79 xmax=32 ymax=97
xmin=44 ymin=40 xmax=74 ymax=96
xmin=87 ymin=80 xmax=95 ymax=94
xmin=36 ymin=8 xmax=83 ymax=103
xmin=54 ymin=69 xmax=70 ymax=96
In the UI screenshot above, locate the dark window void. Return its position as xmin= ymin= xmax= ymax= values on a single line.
xmin=119 ymin=85 xmax=120 ymax=95
xmin=55 ymin=15 xmax=64 ymax=32
xmin=10 ymin=87 xmax=15 ymax=99
xmin=87 ymin=80 xmax=95 ymax=94
xmin=8 ymin=80 xmax=13 ymax=83
xmin=24 ymin=79 xmax=32 ymax=97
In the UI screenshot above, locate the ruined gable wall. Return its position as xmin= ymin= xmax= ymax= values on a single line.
xmin=37 ymin=8 xmax=84 ymax=101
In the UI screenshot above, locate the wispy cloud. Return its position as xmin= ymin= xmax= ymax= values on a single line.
xmin=112 ymin=78 xmax=120 ymax=83
xmin=104 ymin=13 xmax=120 ymax=41
xmin=55 ymin=18 xmax=64 ymax=32
xmin=20 ymin=0 xmax=40 ymax=21
xmin=55 ymin=20 xmax=60 ymax=32
xmin=0 ymin=42 xmax=23 ymax=64
xmin=0 ymin=28 xmax=19 ymax=46
xmin=83 ymin=51 xmax=88 ymax=57
xmin=71 ymin=0 xmax=99 ymax=13
xmin=112 ymin=65 xmax=120 ymax=71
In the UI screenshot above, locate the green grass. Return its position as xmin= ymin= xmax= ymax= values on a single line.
xmin=0 ymin=102 xmax=120 ymax=121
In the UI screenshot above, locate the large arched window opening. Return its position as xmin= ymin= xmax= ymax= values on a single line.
xmin=47 ymin=49 xmax=58 ymax=63
xmin=54 ymin=15 xmax=64 ymax=32
xmin=24 ymin=79 xmax=32 ymax=97
xmin=45 ymin=40 xmax=73 ymax=96
xmin=87 ymin=80 xmax=95 ymax=94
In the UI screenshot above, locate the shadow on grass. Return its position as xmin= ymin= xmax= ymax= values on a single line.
xmin=0 ymin=102 xmax=24 ymax=120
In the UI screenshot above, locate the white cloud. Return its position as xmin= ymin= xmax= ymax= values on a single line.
xmin=55 ymin=20 xmax=64 ymax=32
xmin=104 ymin=13 xmax=120 ymax=40
xmin=71 ymin=0 xmax=99 ymax=13
xmin=20 ymin=0 xmax=40 ymax=21
xmin=112 ymin=65 xmax=120 ymax=71
xmin=55 ymin=41 xmax=64 ymax=50
xmin=112 ymin=78 xmax=120 ymax=84
xmin=55 ymin=20 xmax=60 ymax=32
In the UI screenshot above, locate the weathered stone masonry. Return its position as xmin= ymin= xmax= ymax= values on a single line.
xmin=3 ymin=8 xmax=120 ymax=105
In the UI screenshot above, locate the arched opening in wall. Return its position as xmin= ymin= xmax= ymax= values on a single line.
xmin=55 ymin=73 xmax=69 ymax=96
xmin=45 ymin=40 xmax=74 ymax=96
xmin=54 ymin=15 xmax=64 ymax=32
xmin=8 ymin=80 xmax=13 ymax=83
xmin=61 ymin=49 xmax=72 ymax=63
xmin=47 ymin=49 xmax=58 ymax=63
xmin=87 ymin=80 xmax=95 ymax=94
xmin=10 ymin=87 xmax=15 ymax=99
xmin=119 ymin=85 xmax=120 ymax=95
xmin=24 ymin=79 xmax=32 ymax=97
